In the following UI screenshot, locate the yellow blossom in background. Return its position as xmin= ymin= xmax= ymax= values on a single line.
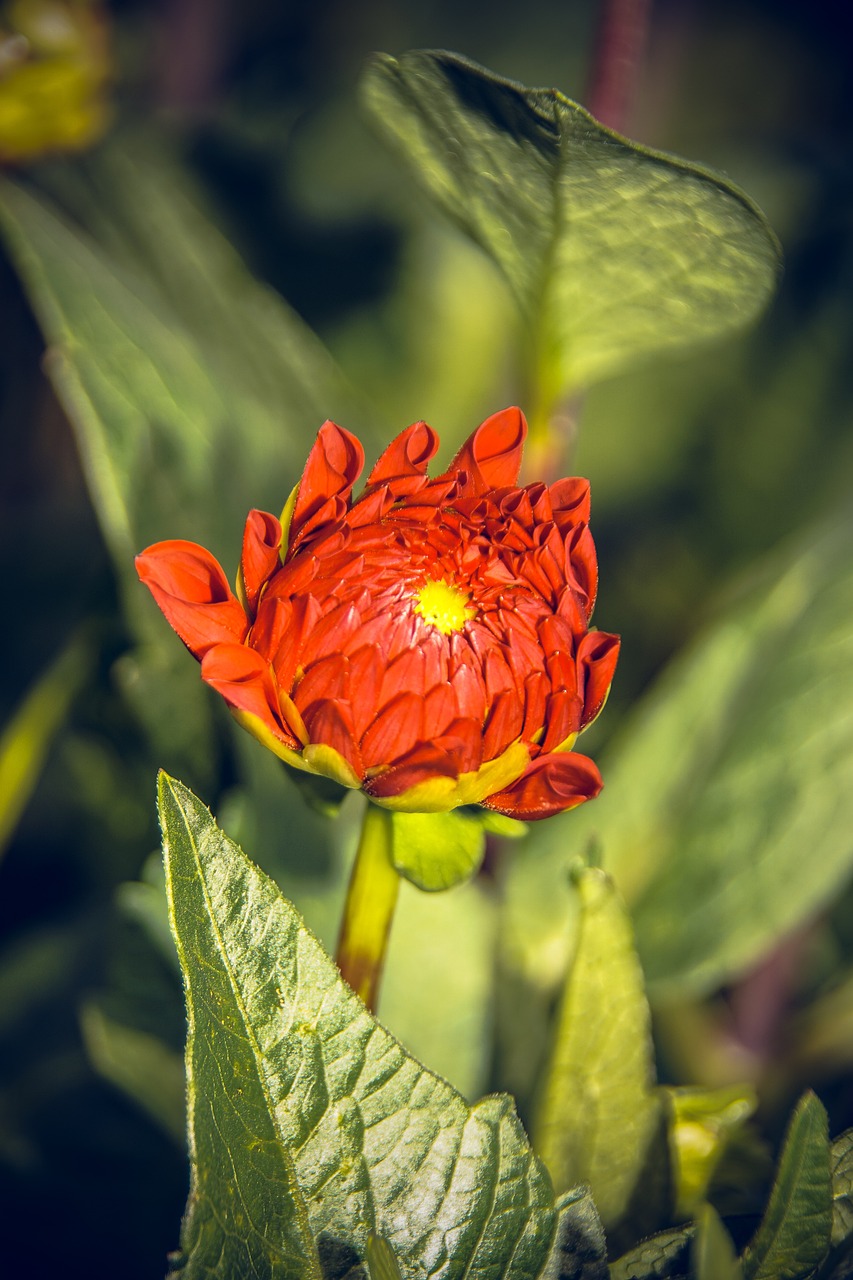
xmin=0 ymin=0 xmax=110 ymax=163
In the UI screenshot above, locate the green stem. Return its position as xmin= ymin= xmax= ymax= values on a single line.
xmin=335 ymin=802 xmax=399 ymax=1013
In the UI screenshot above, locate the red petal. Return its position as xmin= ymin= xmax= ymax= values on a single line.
xmin=366 ymin=421 xmax=440 ymax=495
xmin=301 ymin=699 xmax=363 ymax=778
xmin=200 ymin=643 xmax=294 ymax=745
xmin=289 ymin=421 xmax=364 ymax=548
xmin=136 ymin=541 xmax=247 ymax=659
xmin=294 ymin=653 xmax=349 ymax=711
xmin=437 ymin=717 xmax=483 ymax=774
xmin=577 ymin=631 xmax=620 ymax=728
xmin=446 ymin=407 xmax=527 ymax=495
xmin=361 ymin=691 xmax=424 ymax=768
xmin=550 ymin=477 xmax=591 ymax=527
xmin=482 ymin=751 xmax=603 ymax=820
xmin=365 ymin=743 xmax=459 ymax=800
xmin=347 ymin=645 xmax=384 ymax=737
xmin=241 ymin=509 xmax=282 ymax=615
xmin=482 ymin=689 xmax=524 ymax=760
xmin=539 ymin=689 xmax=584 ymax=753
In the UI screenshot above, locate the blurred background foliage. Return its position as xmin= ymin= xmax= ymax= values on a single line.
xmin=0 ymin=0 xmax=851 ymax=1276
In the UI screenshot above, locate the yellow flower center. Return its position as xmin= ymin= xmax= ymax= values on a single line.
xmin=413 ymin=578 xmax=475 ymax=635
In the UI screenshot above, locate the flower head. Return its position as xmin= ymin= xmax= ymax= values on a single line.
xmin=136 ymin=408 xmax=619 ymax=820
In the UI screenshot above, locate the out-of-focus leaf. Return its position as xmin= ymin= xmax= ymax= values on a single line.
xmin=159 ymin=773 xmax=568 ymax=1279
xmin=534 ymin=868 xmax=664 ymax=1240
xmin=608 ymin=1226 xmax=692 ymax=1280
xmin=80 ymin=1002 xmax=185 ymax=1144
xmin=519 ymin=511 xmax=853 ymax=998
xmin=692 ymin=1205 xmax=742 ymax=1280
xmin=0 ymin=631 xmax=90 ymax=859
xmin=390 ymin=808 xmax=485 ymax=891
xmin=0 ymin=141 xmax=370 ymax=777
xmin=742 ymin=1092 xmax=831 ymax=1280
xmin=0 ymin=141 xmax=365 ymax=568
xmin=380 ymin=873 xmax=497 ymax=1100
xmin=366 ymin=1235 xmax=403 ymax=1280
xmin=362 ymin=51 xmax=779 ymax=409
xmin=667 ymin=1085 xmax=756 ymax=1218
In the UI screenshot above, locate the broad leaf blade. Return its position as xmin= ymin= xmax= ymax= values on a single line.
xmin=534 ymin=868 xmax=663 ymax=1237
xmin=0 ymin=143 xmax=364 ymax=570
xmin=159 ymin=774 xmax=564 ymax=1279
xmin=518 ymin=510 xmax=853 ymax=998
xmin=742 ymin=1092 xmax=831 ymax=1280
xmin=362 ymin=51 xmax=779 ymax=400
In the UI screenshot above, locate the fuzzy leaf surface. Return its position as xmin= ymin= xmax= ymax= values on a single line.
xmin=742 ymin=1092 xmax=831 ymax=1280
xmin=362 ymin=51 xmax=779 ymax=401
xmin=159 ymin=774 xmax=571 ymax=1279
xmin=608 ymin=1227 xmax=691 ymax=1280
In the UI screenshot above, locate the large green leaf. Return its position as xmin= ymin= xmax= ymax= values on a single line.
xmin=515 ymin=510 xmax=853 ymax=998
xmin=159 ymin=773 xmax=597 ymax=1280
xmin=0 ymin=140 xmax=368 ymax=778
xmin=0 ymin=139 xmax=366 ymax=570
xmin=534 ymin=868 xmax=663 ymax=1241
xmin=361 ymin=51 xmax=779 ymax=407
xmin=742 ymin=1092 xmax=831 ymax=1280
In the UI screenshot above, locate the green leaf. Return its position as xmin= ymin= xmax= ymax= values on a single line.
xmin=534 ymin=868 xmax=664 ymax=1239
xmin=540 ymin=1187 xmax=608 ymax=1280
xmin=608 ymin=1227 xmax=692 ymax=1280
xmin=742 ymin=1092 xmax=831 ymax=1280
xmin=80 ymin=1002 xmax=186 ymax=1144
xmin=0 ymin=139 xmax=365 ymax=570
xmin=0 ymin=631 xmax=90 ymax=860
xmin=521 ymin=510 xmax=853 ymax=998
xmin=159 ymin=772 xmax=571 ymax=1279
xmin=0 ymin=139 xmax=370 ymax=777
xmin=830 ymin=1129 xmax=853 ymax=1247
xmin=390 ymin=808 xmax=486 ymax=890
xmin=361 ymin=51 xmax=779 ymax=405
xmin=692 ymin=1205 xmax=742 ymax=1280
xmin=366 ymin=1235 xmax=403 ymax=1280
xmin=666 ymin=1086 xmax=757 ymax=1219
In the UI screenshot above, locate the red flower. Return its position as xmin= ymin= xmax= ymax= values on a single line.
xmin=136 ymin=408 xmax=619 ymax=820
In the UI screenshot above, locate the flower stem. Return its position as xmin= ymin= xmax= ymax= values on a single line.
xmin=335 ymin=802 xmax=399 ymax=1014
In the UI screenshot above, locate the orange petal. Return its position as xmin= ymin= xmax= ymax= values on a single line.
xmin=577 ymin=631 xmax=621 ymax=729
xmin=135 ymin=541 xmax=247 ymax=658
xmin=446 ymin=407 xmax=527 ymax=494
xmin=301 ymin=698 xmax=364 ymax=779
xmin=366 ymin=420 xmax=440 ymax=495
xmin=200 ymin=643 xmax=295 ymax=746
xmin=289 ymin=420 xmax=364 ymax=548
xmin=365 ymin=742 xmax=459 ymax=801
xmin=482 ymin=751 xmax=603 ymax=821
xmin=240 ymin=509 xmax=282 ymax=615
xmin=361 ymin=691 xmax=424 ymax=768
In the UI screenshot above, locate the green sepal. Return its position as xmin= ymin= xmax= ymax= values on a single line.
xmin=390 ymin=806 xmax=487 ymax=891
